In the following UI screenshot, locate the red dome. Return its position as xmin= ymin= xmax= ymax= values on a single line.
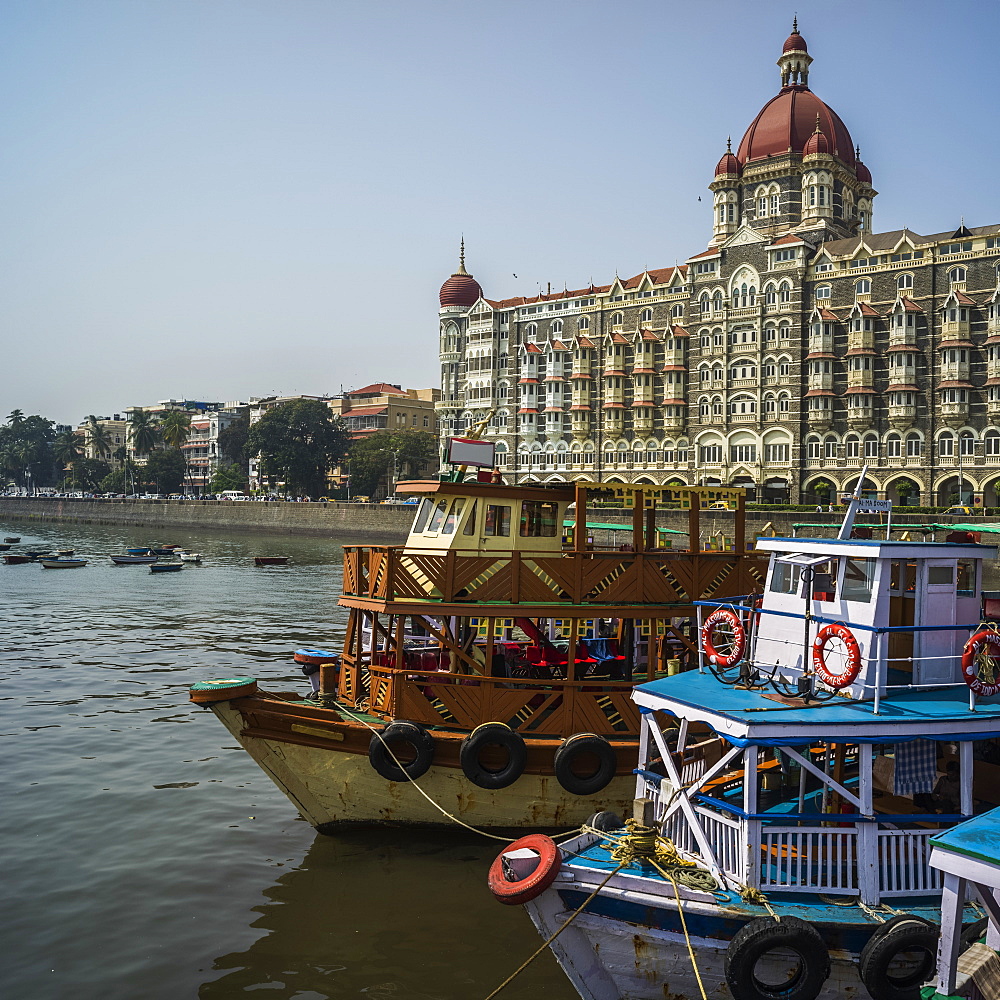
xmin=736 ymin=86 xmax=855 ymax=167
xmin=783 ymin=31 xmax=807 ymax=53
xmin=856 ymin=158 xmax=872 ymax=184
xmin=715 ymin=149 xmax=740 ymax=176
xmin=803 ymin=127 xmax=829 ymax=157
xmin=439 ymin=271 xmax=482 ymax=308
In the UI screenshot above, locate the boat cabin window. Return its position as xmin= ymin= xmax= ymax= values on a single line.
xmin=519 ymin=501 xmax=559 ymax=537
xmin=413 ymin=498 xmax=434 ymax=533
xmin=927 ymin=565 xmax=954 ymax=586
xmin=770 ymin=560 xmax=801 ymax=595
xmin=484 ymin=504 xmax=511 ymax=536
xmin=463 ymin=501 xmax=478 ymax=535
xmin=889 ymin=560 xmax=918 ymax=592
xmin=442 ymin=498 xmax=465 ymax=534
xmin=811 ymin=561 xmax=837 ymax=601
xmin=842 ymin=557 xmax=876 ymax=603
xmin=957 ymin=559 xmax=974 ymax=597
xmin=427 ymin=499 xmax=449 ymax=534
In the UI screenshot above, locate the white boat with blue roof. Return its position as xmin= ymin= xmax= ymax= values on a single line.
xmin=488 ymin=481 xmax=1000 ymax=1000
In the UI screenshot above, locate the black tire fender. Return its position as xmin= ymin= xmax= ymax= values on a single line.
xmin=585 ymin=810 xmax=624 ymax=832
xmin=459 ymin=722 xmax=526 ymax=789
xmin=724 ymin=915 xmax=830 ymax=1000
xmin=858 ymin=917 xmax=938 ymax=1000
xmin=368 ymin=721 xmax=435 ymax=782
xmin=553 ymin=733 xmax=618 ymax=796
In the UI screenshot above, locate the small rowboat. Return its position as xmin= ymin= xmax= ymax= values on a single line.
xmin=4 ymin=537 xmax=20 ymax=543
xmin=150 ymin=548 xmax=175 ymax=556
xmin=150 ymin=562 xmax=183 ymax=573
xmin=110 ymin=554 xmax=158 ymax=565
xmin=3 ymin=554 xmax=32 ymax=564
xmin=127 ymin=547 xmax=151 ymax=556
xmin=0 ymin=544 xmax=10 ymax=551
xmin=26 ymin=550 xmax=53 ymax=560
xmin=178 ymin=552 xmax=202 ymax=563
xmin=56 ymin=549 xmax=74 ymax=556
xmin=254 ymin=556 xmax=289 ymax=566
xmin=40 ymin=558 xmax=87 ymax=569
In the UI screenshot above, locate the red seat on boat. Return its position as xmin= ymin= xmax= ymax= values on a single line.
xmin=420 ymin=650 xmax=440 ymax=671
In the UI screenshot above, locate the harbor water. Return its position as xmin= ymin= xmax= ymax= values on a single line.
xmin=1 ymin=519 xmax=577 ymax=1000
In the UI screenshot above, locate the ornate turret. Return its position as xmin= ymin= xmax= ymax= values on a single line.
xmin=439 ymin=239 xmax=483 ymax=309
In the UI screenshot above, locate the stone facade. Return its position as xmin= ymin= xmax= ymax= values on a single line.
xmin=436 ymin=25 xmax=1000 ymax=506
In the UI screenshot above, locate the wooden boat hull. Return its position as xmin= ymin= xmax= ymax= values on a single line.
xmin=254 ymin=556 xmax=289 ymax=566
xmin=40 ymin=559 xmax=87 ymax=568
xmin=111 ymin=555 xmax=158 ymax=565
xmin=3 ymin=554 xmax=32 ymax=564
xmin=150 ymin=563 xmax=183 ymax=573
xmin=207 ymin=695 xmax=635 ymax=831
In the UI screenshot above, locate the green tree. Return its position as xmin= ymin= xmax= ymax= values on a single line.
xmin=85 ymin=415 xmax=112 ymax=460
xmin=218 ymin=413 xmax=250 ymax=467
xmin=141 ymin=448 xmax=187 ymax=493
xmin=210 ymin=463 xmax=249 ymax=493
xmin=160 ymin=410 xmax=191 ymax=449
xmin=247 ymin=400 xmax=349 ymax=497
xmin=347 ymin=429 xmax=437 ymax=498
xmin=0 ymin=413 xmax=57 ymax=487
xmin=128 ymin=410 xmax=160 ymax=458
xmin=52 ymin=429 xmax=82 ymax=476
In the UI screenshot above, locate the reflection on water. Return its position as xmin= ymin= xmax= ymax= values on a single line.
xmin=0 ymin=518 xmax=573 ymax=1000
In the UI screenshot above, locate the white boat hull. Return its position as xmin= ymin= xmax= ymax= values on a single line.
xmin=209 ymin=700 xmax=635 ymax=831
xmin=525 ymin=882 xmax=870 ymax=1000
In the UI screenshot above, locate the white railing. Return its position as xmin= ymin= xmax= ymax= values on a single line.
xmin=759 ymin=826 xmax=859 ymax=894
xmin=878 ymin=829 xmax=941 ymax=895
xmin=697 ymin=807 xmax=744 ymax=883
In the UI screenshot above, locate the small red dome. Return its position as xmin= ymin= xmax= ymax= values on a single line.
xmin=856 ymin=158 xmax=872 ymax=184
xmin=737 ymin=87 xmax=855 ymax=167
xmin=439 ymin=271 xmax=482 ymax=308
xmin=783 ymin=31 xmax=807 ymax=53
xmin=803 ymin=127 xmax=829 ymax=157
xmin=715 ymin=150 xmax=740 ymax=176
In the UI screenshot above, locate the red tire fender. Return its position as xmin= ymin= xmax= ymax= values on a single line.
xmin=812 ymin=623 xmax=862 ymax=689
xmin=488 ymin=834 xmax=560 ymax=905
xmin=961 ymin=630 xmax=1000 ymax=697
xmin=701 ymin=608 xmax=747 ymax=668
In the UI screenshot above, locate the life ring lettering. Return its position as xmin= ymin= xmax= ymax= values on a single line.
xmin=701 ymin=608 xmax=747 ymax=668
xmin=961 ymin=630 xmax=1000 ymax=698
xmin=812 ymin=623 xmax=862 ymax=689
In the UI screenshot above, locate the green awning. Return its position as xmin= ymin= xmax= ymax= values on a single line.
xmin=563 ymin=519 xmax=686 ymax=536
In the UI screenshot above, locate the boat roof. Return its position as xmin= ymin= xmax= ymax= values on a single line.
xmin=929 ymin=807 xmax=1000 ymax=867
xmin=755 ymin=536 xmax=996 ymax=558
xmin=792 ymin=522 xmax=936 ymax=534
xmin=633 ymin=671 xmax=1000 ymax=745
xmin=564 ymin=519 xmax=686 ymax=536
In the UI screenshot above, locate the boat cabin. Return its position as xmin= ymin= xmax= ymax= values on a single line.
xmin=742 ymin=536 xmax=995 ymax=700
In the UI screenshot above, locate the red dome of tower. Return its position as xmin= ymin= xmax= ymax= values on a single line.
xmin=736 ymin=87 xmax=855 ymax=167
xmin=783 ymin=30 xmax=807 ymax=53
xmin=803 ymin=121 xmax=830 ymax=157
xmin=439 ymin=240 xmax=482 ymax=308
xmin=715 ymin=138 xmax=740 ymax=176
xmin=856 ymin=156 xmax=872 ymax=184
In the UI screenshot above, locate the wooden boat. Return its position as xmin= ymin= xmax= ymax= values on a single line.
xmin=0 ymin=543 xmax=10 ymax=551
xmin=40 ymin=558 xmax=87 ymax=568
xmin=253 ymin=556 xmax=289 ymax=566
xmin=149 ymin=548 xmax=175 ymax=556
xmin=56 ymin=549 xmax=74 ymax=556
xmin=499 ymin=486 xmax=1000 ymax=999
xmin=150 ymin=562 xmax=183 ymax=573
xmin=3 ymin=554 xmax=32 ymax=564
xmin=4 ymin=536 xmax=20 ymax=543
xmin=178 ymin=552 xmax=202 ymax=563
xmin=110 ymin=554 xmax=158 ymax=565
xmin=127 ymin=547 xmax=151 ymax=556
xmin=191 ymin=457 xmax=766 ymax=833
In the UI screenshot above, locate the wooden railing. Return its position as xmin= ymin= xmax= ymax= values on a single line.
xmin=760 ymin=827 xmax=860 ymax=895
xmin=342 ymin=545 xmax=769 ymax=607
xmin=356 ymin=664 xmax=640 ymax=736
xmin=878 ymin=829 xmax=940 ymax=895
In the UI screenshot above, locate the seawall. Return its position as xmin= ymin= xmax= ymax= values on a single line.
xmin=0 ymin=497 xmax=950 ymax=542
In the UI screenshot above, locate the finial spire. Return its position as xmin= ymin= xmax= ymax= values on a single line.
xmin=456 ymin=236 xmax=468 ymax=276
xmin=792 ymin=14 xmax=798 ymax=33
xmin=814 ymin=113 xmax=822 ymax=133
xmin=726 ymin=136 xmax=732 ymax=152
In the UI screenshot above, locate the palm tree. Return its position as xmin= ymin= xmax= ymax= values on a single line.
xmin=7 ymin=409 xmax=24 ymax=426
xmin=53 ymin=430 xmax=82 ymax=485
xmin=85 ymin=415 xmax=112 ymax=460
xmin=160 ymin=411 xmax=191 ymax=449
xmin=128 ymin=411 xmax=160 ymax=458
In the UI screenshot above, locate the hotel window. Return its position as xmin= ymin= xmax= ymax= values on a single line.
xmin=730 ymin=444 xmax=756 ymax=462
xmin=865 ymin=437 xmax=879 ymax=458
xmin=855 ymin=279 xmax=871 ymax=295
xmin=949 ymin=266 xmax=967 ymax=284
xmin=939 ymin=434 xmax=955 ymax=457
xmin=906 ymin=435 xmax=923 ymax=457
xmin=816 ymin=285 xmax=831 ymax=300
xmin=807 ymin=438 xmax=821 ymax=458
xmin=765 ymin=443 xmax=789 ymax=462
xmin=770 ymin=193 xmax=780 ymax=215
xmin=897 ymin=273 xmax=913 ymax=289
xmin=887 ymin=436 xmax=902 ymax=458
xmin=846 ymin=437 xmax=860 ymax=458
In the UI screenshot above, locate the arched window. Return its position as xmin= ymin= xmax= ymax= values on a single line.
xmin=816 ymin=285 xmax=831 ymax=300
xmin=764 ymin=284 xmax=777 ymax=306
xmin=779 ymin=283 xmax=791 ymax=303
xmin=578 ymin=316 xmax=589 ymax=331
xmin=887 ymin=435 xmax=902 ymax=458
xmin=769 ymin=188 xmax=780 ymax=216
xmin=712 ymin=293 xmax=723 ymax=312
xmin=855 ymin=279 xmax=871 ymax=296
xmin=846 ymin=436 xmax=860 ymax=458
xmin=906 ymin=434 xmax=923 ymax=457
xmin=640 ymin=308 xmax=653 ymax=324
xmin=950 ymin=266 xmax=967 ymax=284
xmin=985 ymin=431 xmax=1000 ymax=457
xmin=700 ymin=294 xmax=710 ymax=314
xmin=672 ymin=303 xmax=684 ymax=318
xmin=552 ymin=319 xmax=563 ymax=334
xmin=611 ymin=312 xmax=624 ymax=327
xmin=897 ymin=273 xmax=913 ymax=290
xmin=807 ymin=436 xmax=821 ymax=459
xmin=525 ymin=323 xmax=537 ymax=339
xmin=864 ymin=436 xmax=879 ymax=458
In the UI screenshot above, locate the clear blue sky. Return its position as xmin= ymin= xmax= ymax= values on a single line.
xmin=2 ymin=0 xmax=998 ymax=426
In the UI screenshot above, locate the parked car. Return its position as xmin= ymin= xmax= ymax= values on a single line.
xmin=944 ymin=505 xmax=976 ymax=516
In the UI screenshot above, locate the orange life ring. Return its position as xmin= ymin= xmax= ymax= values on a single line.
xmin=812 ymin=623 xmax=862 ymax=689
xmin=961 ymin=630 xmax=1000 ymax=698
xmin=701 ymin=608 xmax=747 ymax=667
xmin=488 ymin=834 xmax=560 ymax=906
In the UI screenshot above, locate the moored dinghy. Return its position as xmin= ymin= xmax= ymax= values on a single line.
xmin=189 ymin=438 xmax=767 ymax=833
xmin=4 ymin=537 xmax=21 ymax=543
xmin=253 ymin=555 xmax=289 ymax=566
xmin=150 ymin=562 xmax=183 ymax=573
xmin=40 ymin=558 xmax=87 ymax=568
xmin=494 ymin=482 xmax=1000 ymax=1000
xmin=110 ymin=554 xmax=158 ymax=565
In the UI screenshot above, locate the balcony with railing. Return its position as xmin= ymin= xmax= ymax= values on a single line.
xmin=847 ymin=367 xmax=875 ymax=389
xmin=847 ymin=328 xmax=876 ymax=351
xmin=808 ymin=371 xmax=835 ymax=392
